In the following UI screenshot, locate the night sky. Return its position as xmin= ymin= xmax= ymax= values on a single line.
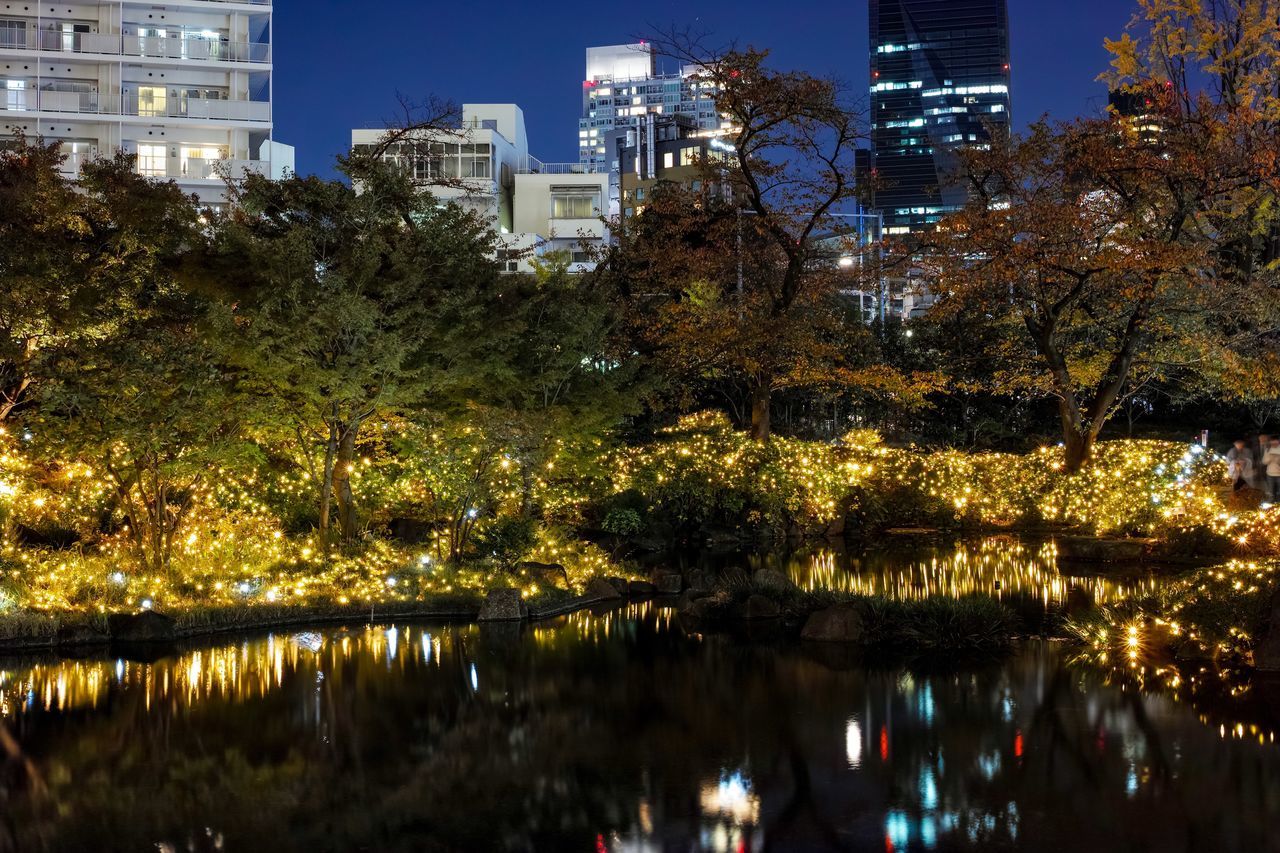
xmin=273 ymin=0 xmax=1137 ymax=179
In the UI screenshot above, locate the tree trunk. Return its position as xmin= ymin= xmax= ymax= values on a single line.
xmin=318 ymin=417 xmax=338 ymax=542
xmin=333 ymin=424 xmax=359 ymax=541
xmin=749 ymin=374 xmax=772 ymax=442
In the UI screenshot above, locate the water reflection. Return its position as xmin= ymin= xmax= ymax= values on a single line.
xmin=1 ymin=607 xmax=1278 ymax=852
xmin=755 ymin=536 xmax=1164 ymax=617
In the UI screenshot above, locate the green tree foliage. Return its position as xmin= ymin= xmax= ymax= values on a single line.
xmin=207 ymin=158 xmax=504 ymax=543
xmin=24 ymin=152 xmax=242 ymax=575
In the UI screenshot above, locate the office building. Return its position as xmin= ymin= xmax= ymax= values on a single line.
xmin=353 ymin=104 xmax=609 ymax=273
xmin=0 ymin=0 xmax=286 ymax=204
xmin=869 ymin=0 xmax=1012 ymax=236
xmin=579 ymin=42 xmax=724 ymax=172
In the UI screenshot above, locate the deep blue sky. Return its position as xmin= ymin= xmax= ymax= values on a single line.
xmin=274 ymin=0 xmax=1136 ymax=178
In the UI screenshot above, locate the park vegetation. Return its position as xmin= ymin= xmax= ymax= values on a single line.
xmin=0 ymin=3 xmax=1277 ymax=634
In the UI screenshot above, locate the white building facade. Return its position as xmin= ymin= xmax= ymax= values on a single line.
xmin=353 ymin=104 xmax=609 ymax=274
xmin=0 ymin=0 xmax=283 ymax=203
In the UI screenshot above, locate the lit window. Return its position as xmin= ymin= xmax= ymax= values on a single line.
xmin=136 ymin=143 xmax=167 ymax=177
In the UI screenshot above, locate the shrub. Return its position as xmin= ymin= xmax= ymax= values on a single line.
xmin=601 ymin=508 xmax=643 ymax=537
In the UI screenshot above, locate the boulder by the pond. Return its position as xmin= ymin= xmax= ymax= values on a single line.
xmin=628 ymin=579 xmax=657 ymax=597
xmin=605 ymin=576 xmax=630 ymax=595
xmin=737 ymin=594 xmax=781 ymax=620
xmin=653 ymin=572 xmax=683 ymax=594
xmin=1057 ymin=536 xmax=1147 ymax=563
xmin=753 ymin=569 xmax=795 ymax=593
xmin=1255 ymin=590 xmax=1280 ymax=672
xmin=478 ymin=588 xmax=527 ymax=622
xmin=801 ymin=603 xmax=865 ymax=643
xmin=56 ymin=622 xmax=109 ymax=647
xmin=518 ymin=561 xmax=570 ymax=588
xmin=584 ymin=577 xmax=623 ymax=601
xmin=107 ymin=610 xmax=176 ymax=643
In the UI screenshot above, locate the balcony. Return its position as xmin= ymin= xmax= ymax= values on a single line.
xmin=0 ymin=30 xmax=270 ymax=64
xmin=0 ymin=90 xmax=270 ymax=124
xmin=59 ymin=154 xmax=270 ymax=181
xmin=520 ymin=156 xmax=602 ymax=175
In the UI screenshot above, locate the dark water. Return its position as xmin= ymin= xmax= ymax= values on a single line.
xmin=3 ymin=598 xmax=1280 ymax=852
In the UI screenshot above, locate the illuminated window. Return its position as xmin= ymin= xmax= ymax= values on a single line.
xmin=136 ymin=143 xmax=166 ymax=177
xmin=180 ymin=144 xmax=226 ymax=176
xmin=550 ymin=186 xmax=600 ymax=219
xmin=137 ymin=86 xmax=166 ymax=117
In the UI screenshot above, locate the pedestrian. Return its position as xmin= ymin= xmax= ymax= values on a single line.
xmin=1226 ymin=439 xmax=1254 ymax=491
xmin=1254 ymin=433 xmax=1272 ymax=490
xmin=1264 ymin=437 xmax=1280 ymax=503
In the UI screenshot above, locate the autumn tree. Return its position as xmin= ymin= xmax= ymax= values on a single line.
xmin=601 ymin=42 xmax=929 ymax=440
xmin=1104 ymin=0 xmax=1280 ymax=394
xmin=927 ymin=116 xmax=1274 ymax=469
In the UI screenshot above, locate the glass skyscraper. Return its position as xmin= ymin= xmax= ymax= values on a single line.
xmin=869 ymin=0 xmax=1012 ymax=236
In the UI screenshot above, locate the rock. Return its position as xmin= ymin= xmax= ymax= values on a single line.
xmin=687 ymin=569 xmax=716 ymax=593
xmin=584 ymin=577 xmax=623 ymax=601
xmin=801 ymin=604 xmax=865 ymax=643
xmin=653 ymin=572 xmax=683 ymax=594
xmin=605 ymin=576 xmax=630 ymax=595
xmin=628 ymin=579 xmax=656 ymax=597
xmin=477 ymin=588 xmax=527 ymax=622
xmin=1057 ymin=536 xmax=1146 ymax=563
xmin=518 ymin=561 xmax=570 ymax=588
xmin=107 ymin=610 xmax=176 ymax=643
xmin=754 ymin=569 xmax=795 ymax=593
xmin=738 ymin=594 xmax=781 ymax=620
xmin=824 ymin=514 xmax=846 ymax=539
xmin=1255 ymin=590 xmax=1280 ymax=672
xmin=56 ymin=622 xmax=109 ymax=647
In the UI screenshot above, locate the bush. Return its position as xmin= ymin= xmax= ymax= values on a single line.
xmin=601 ymin=508 xmax=643 ymax=537
xmin=473 ymin=516 xmax=538 ymax=568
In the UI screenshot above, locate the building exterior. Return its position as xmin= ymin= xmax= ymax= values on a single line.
xmin=579 ymin=42 xmax=724 ymax=172
xmin=353 ymin=104 xmax=609 ymax=273
xmin=868 ymin=0 xmax=1012 ymax=237
xmin=613 ymin=112 xmax=731 ymax=218
xmin=0 ymin=0 xmax=284 ymax=203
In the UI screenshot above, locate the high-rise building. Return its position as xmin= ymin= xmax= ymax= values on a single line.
xmin=869 ymin=0 xmax=1012 ymax=236
xmin=579 ymin=43 xmax=723 ymax=172
xmin=0 ymin=0 xmax=286 ymax=204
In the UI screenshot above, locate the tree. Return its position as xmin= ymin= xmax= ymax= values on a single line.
xmin=605 ymin=40 xmax=891 ymax=441
xmin=928 ymin=117 xmax=1266 ymax=469
xmin=30 ymin=154 xmax=239 ymax=575
xmin=0 ymin=139 xmax=99 ymax=422
xmin=208 ymin=158 xmax=504 ymax=542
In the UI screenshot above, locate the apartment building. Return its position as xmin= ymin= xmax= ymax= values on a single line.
xmin=0 ymin=0 xmax=286 ymax=203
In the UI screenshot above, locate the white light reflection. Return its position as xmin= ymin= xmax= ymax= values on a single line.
xmin=845 ymin=717 xmax=864 ymax=768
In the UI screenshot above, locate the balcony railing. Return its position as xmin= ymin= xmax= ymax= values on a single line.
xmin=60 ymin=154 xmax=271 ymax=181
xmin=0 ymin=90 xmax=269 ymax=123
xmin=519 ymin=156 xmax=603 ymax=175
xmin=0 ymin=30 xmax=270 ymax=63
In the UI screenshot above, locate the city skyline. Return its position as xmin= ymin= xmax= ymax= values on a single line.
xmin=275 ymin=0 xmax=1134 ymax=179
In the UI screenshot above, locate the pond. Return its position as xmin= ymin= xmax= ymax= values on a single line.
xmin=2 ymin=541 xmax=1279 ymax=852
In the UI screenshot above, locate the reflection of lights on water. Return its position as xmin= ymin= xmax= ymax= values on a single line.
xmin=845 ymin=718 xmax=863 ymax=768
xmin=385 ymin=627 xmax=398 ymax=663
xmin=885 ymin=810 xmax=910 ymax=849
xmin=699 ymin=771 xmax=760 ymax=824
xmin=782 ymin=538 xmax=1159 ymax=611
xmin=469 ymin=663 xmax=478 ymax=692
xmin=919 ymin=768 xmax=938 ymax=810
xmin=421 ymin=633 xmax=432 ymax=664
